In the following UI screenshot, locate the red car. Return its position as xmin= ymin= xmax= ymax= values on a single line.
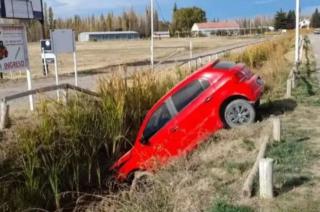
xmin=111 ymin=60 xmax=264 ymax=181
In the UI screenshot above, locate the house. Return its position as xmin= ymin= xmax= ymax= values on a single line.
xmin=300 ymin=19 xmax=310 ymax=29
xmin=191 ymin=21 xmax=241 ymax=36
xmin=78 ymin=31 xmax=139 ymax=42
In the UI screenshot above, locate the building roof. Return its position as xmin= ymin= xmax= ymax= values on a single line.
xmin=79 ymin=31 xmax=139 ymax=35
xmin=194 ymin=21 xmax=240 ymax=30
xmin=154 ymin=31 xmax=170 ymax=35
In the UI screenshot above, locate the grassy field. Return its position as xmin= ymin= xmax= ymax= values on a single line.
xmin=21 ymin=36 xmax=259 ymax=78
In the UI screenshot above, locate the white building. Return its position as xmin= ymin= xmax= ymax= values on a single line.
xmin=154 ymin=31 xmax=170 ymax=39
xmin=191 ymin=21 xmax=241 ymax=36
xmin=78 ymin=31 xmax=139 ymax=42
xmin=300 ymin=19 xmax=310 ymax=29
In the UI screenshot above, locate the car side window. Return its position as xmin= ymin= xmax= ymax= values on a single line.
xmin=143 ymin=103 xmax=172 ymax=140
xmin=172 ymin=79 xmax=210 ymax=112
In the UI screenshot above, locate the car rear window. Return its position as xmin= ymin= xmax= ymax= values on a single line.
xmin=172 ymin=79 xmax=210 ymax=112
xmin=143 ymin=103 xmax=172 ymax=139
xmin=213 ymin=61 xmax=236 ymax=70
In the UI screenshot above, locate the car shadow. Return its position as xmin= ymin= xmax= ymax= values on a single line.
xmin=257 ymin=99 xmax=297 ymax=121
xmin=274 ymin=176 xmax=311 ymax=197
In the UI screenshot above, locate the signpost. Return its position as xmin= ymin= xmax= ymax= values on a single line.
xmin=50 ymin=29 xmax=78 ymax=100
xmin=295 ymin=0 xmax=300 ymax=65
xmin=0 ymin=25 xmax=33 ymax=110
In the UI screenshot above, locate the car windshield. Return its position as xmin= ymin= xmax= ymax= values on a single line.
xmin=143 ymin=103 xmax=172 ymax=140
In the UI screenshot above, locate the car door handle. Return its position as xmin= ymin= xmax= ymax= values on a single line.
xmin=205 ymin=96 xmax=213 ymax=103
xmin=170 ymin=126 xmax=179 ymax=133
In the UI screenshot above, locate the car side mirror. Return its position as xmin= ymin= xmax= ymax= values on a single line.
xmin=140 ymin=135 xmax=149 ymax=145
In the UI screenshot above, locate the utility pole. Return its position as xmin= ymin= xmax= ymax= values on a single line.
xmin=150 ymin=0 xmax=154 ymax=70
xmin=295 ymin=0 xmax=300 ymax=65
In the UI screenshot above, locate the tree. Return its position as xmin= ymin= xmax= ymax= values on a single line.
xmin=274 ymin=9 xmax=287 ymax=30
xmin=311 ymin=8 xmax=320 ymax=28
xmin=48 ymin=6 xmax=55 ymax=30
xmin=173 ymin=2 xmax=178 ymax=13
xmin=171 ymin=7 xmax=206 ymax=36
xmin=106 ymin=13 xmax=113 ymax=31
xmin=286 ymin=10 xmax=296 ymax=29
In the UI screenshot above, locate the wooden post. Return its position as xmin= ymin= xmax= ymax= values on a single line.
xmin=259 ymin=158 xmax=274 ymax=199
xmin=286 ymin=79 xmax=292 ymax=98
xmin=242 ymin=135 xmax=270 ymax=198
xmin=0 ymin=101 xmax=9 ymax=130
xmin=273 ymin=118 xmax=281 ymax=142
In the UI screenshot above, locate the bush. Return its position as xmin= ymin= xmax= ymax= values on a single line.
xmin=0 ymin=71 xmax=185 ymax=211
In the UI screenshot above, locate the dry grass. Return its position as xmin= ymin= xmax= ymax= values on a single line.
xmin=1 ymin=36 xmax=260 ymax=79
xmin=87 ymin=122 xmax=270 ymax=212
xmin=225 ymin=33 xmax=295 ymax=100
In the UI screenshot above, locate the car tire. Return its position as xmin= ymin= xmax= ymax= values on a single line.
xmin=223 ymin=99 xmax=256 ymax=128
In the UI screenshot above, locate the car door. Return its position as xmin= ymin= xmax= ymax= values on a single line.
xmin=169 ymin=78 xmax=218 ymax=154
xmin=139 ymin=101 xmax=178 ymax=168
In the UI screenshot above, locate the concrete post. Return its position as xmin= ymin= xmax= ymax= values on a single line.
xmin=273 ymin=118 xmax=281 ymax=142
xmin=259 ymin=158 xmax=274 ymax=199
xmin=0 ymin=101 xmax=9 ymax=130
xmin=286 ymin=79 xmax=292 ymax=98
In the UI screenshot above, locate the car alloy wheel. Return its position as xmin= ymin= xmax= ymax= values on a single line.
xmin=224 ymin=99 xmax=256 ymax=128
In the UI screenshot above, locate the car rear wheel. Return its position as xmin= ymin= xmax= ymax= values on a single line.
xmin=223 ymin=99 xmax=256 ymax=128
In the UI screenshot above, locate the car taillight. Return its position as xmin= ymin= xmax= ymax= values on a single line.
xmin=256 ymin=76 xmax=264 ymax=85
xmin=235 ymin=69 xmax=253 ymax=82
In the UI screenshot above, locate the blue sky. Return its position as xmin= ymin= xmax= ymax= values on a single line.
xmin=47 ymin=0 xmax=320 ymax=20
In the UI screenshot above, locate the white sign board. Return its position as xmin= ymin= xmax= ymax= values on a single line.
xmin=0 ymin=25 xmax=29 ymax=73
xmin=51 ymin=29 xmax=76 ymax=54
xmin=0 ymin=0 xmax=44 ymax=20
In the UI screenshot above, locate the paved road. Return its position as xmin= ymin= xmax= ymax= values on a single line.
xmin=309 ymin=34 xmax=320 ymax=82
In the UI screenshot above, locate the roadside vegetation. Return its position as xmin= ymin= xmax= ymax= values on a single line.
xmin=0 ymin=34 xmax=295 ymax=211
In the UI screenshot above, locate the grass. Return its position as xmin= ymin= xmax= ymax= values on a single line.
xmin=210 ymin=200 xmax=253 ymax=212
xmin=261 ymin=35 xmax=320 ymax=210
xmin=0 ymin=35 xmax=294 ymax=211
xmin=0 ymin=70 xmax=186 ymax=211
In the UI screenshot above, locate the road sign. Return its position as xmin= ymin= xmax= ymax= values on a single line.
xmin=0 ymin=0 xmax=44 ymax=20
xmin=0 ymin=25 xmax=29 ymax=73
xmin=50 ymin=29 xmax=78 ymax=87
xmin=51 ymin=29 xmax=76 ymax=54
xmin=40 ymin=39 xmax=52 ymax=53
xmin=0 ymin=24 xmax=33 ymax=111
